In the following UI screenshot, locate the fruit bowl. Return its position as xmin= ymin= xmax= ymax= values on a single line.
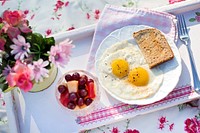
xmin=55 ymin=70 xmax=100 ymax=116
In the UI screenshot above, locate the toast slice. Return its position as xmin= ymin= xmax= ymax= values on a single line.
xmin=133 ymin=28 xmax=174 ymax=68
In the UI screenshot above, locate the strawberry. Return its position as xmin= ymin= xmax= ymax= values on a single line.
xmin=87 ymin=82 xmax=96 ymax=98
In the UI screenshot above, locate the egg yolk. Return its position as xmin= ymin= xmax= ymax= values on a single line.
xmin=111 ymin=59 xmax=129 ymax=78
xmin=128 ymin=67 xmax=149 ymax=86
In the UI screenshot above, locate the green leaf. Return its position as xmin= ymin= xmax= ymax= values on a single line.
xmin=31 ymin=33 xmax=45 ymax=50
xmin=189 ymin=18 xmax=196 ymax=22
xmin=128 ymin=1 xmax=134 ymax=7
xmin=45 ymin=37 xmax=55 ymax=46
xmin=195 ymin=12 xmax=200 ymax=16
xmin=0 ymin=23 xmax=4 ymax=30
xmin=25 ymin=34 xmax=32 ymax=43
xmin=32 ymin=33 xmax=43 ymax=44
xmin=0 ymin=76 xmax=6 ymax=83
xmin=33 ymin=43 xmax=41 ymax=51
xmin=0 ymin=83 xmax=8 ymax=92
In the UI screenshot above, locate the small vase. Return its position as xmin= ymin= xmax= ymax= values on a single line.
xmin=29 ymin=65 xmax=58 ymax=93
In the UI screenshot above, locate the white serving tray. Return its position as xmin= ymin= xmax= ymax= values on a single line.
xmin=4 ymin=1 xmax=200 ymax=133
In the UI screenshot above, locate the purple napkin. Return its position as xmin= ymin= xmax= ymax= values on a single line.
xmin=87 ymin=4 xmax=176 ymax=71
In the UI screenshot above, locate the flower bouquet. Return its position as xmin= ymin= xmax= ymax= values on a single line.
xmin=0 ymin=10 xmax=74 ymax=93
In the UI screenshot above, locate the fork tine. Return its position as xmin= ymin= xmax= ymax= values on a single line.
xmin=177 ymin=15 xmax=182 ymax=35
xmin=178 ymin=15 xmax=188 ymax=35
xmin=181 ymin=15 xmax=188 ymax=35
xmin=177 ymin=15 xmax=184 ymax=36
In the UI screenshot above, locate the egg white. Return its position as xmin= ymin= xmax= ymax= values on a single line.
xmin=96 ymin=40 xmax=164 ymax=100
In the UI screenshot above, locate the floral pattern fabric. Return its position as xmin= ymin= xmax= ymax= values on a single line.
xmin=1 ymin=0 xmax=198 ymax=133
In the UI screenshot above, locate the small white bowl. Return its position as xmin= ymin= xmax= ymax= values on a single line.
xmin=55 ymin=70 xmax=100 ymax=116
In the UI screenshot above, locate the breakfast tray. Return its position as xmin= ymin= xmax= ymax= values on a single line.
xmin=4 ymin=1 xmax=200 ymax=133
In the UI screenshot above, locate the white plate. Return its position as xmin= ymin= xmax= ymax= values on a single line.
xmin=95 ymin=25 xmax=182 ymax=105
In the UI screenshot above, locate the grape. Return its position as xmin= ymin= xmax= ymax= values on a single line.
xmin=87 ymin=79 xmax=94 ymax=84
xmin=58 ymin=85 xmax=68 ymax=94
xmin=68 ymin=92 xmax=78 ymax=102
xmin=78 ymin=85 xmax=85 ymax=90
xmin=79 ymin=89 xmax=88 ymax=98
xmin=79 ymin=78 xmax=86 ymax=86
xmin=85 ymin=98 xmax=93 ymax=106
xmin=77 ymin=97 xmax=84 ymax=106
xmin=72 ymin=72 xmax=80 ymax=80
xmin=65 ymin=74 xmax=72 ymax=82
xmin=80 ymin=75 xmax=88 ymax=82
xmin=67 ymin=102 xmax=76 ymax=109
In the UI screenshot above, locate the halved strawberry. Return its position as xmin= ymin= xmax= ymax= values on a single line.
xmin=60 ymin=92 xmax=69 ymax=107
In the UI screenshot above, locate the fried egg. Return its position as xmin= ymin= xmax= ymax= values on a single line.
xmin=96 ymin=40 xmax=163 ymax=100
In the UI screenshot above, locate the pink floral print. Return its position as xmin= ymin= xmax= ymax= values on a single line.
xmin=189 ymin=12 xmax=200 ymax=22
xmin=67 ymin=26 xmax=75 ymax=31
xmin=158 ymin=116 xmax=174 ymax=131
xmin=169 ymin=0 xmax=185 ymax=4
xmin=184 ymin=118 xmax=200 ymax=133
xmin=94 ymin=9 xmax=100 ymax=20
xmin=46 ymin=29 xmax=52 ymax=36
xmin=111 ymin=127 xmax=120 ymax=133
xmin=1 ymin=0 xmax=7 ymax=6
xmin=52 ymin=0 xmax=69 ymax=20
xmin=110 ymin=127 xmax=140 ymax=133
xmin=124 ymin=129 xmax=140 ymax=133
xmin=86 ymin=9 xmax=101 ymax=20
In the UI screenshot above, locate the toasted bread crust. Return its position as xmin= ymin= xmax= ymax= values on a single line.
xmin=133 ymin=28 xmax=174 ymax=68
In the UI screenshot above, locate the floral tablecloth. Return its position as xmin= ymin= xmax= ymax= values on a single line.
xmin=1 ymin=0 xmax=200 ymax=133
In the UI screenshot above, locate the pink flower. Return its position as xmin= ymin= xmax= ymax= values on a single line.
xmin=59 ymin=39 xmax=74 ymax=53
xmin=10 ymin=35 xmax=30 ymax=60
xmin=17 ymin=73 xmax=33 ymax=92
xmin=2 ymin=10 xmax=32 ymax=34
xmin=6 ymin=61 xmax=33 ymax=92
xmin=28 ymin=59 xmax=49 ymax=83
xmin=0 ymin=37 xmax=6 ymax=50
xmin=7 ymin=27 xmax=21 ymax=40
xmin=49 ymin=39 xmax=74 ymax=67
xmin=124 ymin=129 xmax=140 ymax=133
xmin=3 ymin=10 xmax=25 ymax=27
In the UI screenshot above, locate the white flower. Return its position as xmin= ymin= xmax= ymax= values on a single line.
xmin=10 ymin=35 xmax=30 ymax=60
xmin=28 ymin=59 xmax=49 ymax=83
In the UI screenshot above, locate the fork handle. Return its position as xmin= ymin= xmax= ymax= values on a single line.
xmin=186 ymin=41 xmax=200 ymax=93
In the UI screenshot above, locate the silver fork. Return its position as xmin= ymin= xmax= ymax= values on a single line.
xmin=177 ymin=14 xmax=200 ymax=93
